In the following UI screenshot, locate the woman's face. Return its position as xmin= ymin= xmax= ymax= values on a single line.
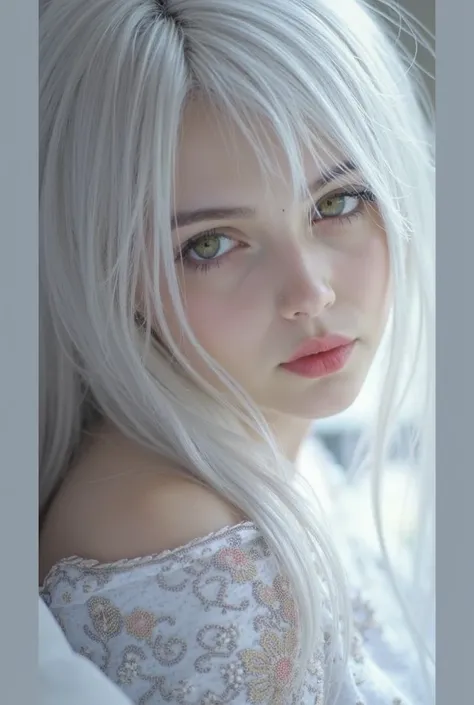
xmin=160 ymin=101 xmax=390 ymax=421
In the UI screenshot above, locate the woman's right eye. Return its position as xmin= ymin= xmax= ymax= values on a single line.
xmin=176 ymin=230 xmax=240 ymax=271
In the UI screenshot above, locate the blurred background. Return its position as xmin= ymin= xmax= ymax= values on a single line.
xmin=306 ymin=0 xmax=435 ymax=564
xmin=314 ymin=0 xmax=434 ymax=469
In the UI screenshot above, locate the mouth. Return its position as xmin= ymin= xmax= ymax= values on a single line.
xmin=279 ymin=336 xmax=356 ymax=379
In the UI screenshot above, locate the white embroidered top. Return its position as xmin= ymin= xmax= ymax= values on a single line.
xmin=40 ymin=521 xmax=427 ymax=705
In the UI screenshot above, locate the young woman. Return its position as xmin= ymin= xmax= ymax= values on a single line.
xmin=39 ymin=0 xmax=435 ymax=703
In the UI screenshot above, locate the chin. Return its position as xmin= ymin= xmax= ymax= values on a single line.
xmin=274 ymin=375 xmax=365 ymax=421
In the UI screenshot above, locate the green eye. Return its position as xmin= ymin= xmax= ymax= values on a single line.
xmin=192 ymin=234 xmax=221 ymax=259
xmin=179 ymin=230 xmax=237 ymax=268
xmin=317 ymin=194 xmax=347 ymax=217
xmin=314 ymin=189 xmax=375 ymax=222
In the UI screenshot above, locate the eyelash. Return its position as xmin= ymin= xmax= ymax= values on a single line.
xmin=175 ymin=188 xmax=376 ymax=274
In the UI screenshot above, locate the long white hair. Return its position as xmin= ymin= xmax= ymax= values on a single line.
xmin=39 ymin=0 xmax=434 ymax=701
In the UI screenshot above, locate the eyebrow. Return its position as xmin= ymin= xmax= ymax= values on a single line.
xmin=171 ymin=160 xmax=357 ymax=230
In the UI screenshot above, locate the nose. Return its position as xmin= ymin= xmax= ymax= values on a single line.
xmin=277 ymin=251 xmax=335 ymax=320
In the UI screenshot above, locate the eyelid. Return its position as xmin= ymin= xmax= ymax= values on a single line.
xmin=174 ymin=229 xmax=236 ymax=261
xmin=315 ymin=182 xmax=370 ymax=199
xmin=313 ymin=185 xmax=375 ymax=208
xmin=174 ymin=185 xmax=374 ymax=257
xmin=311 ymin=187 xmax=376 ymax=224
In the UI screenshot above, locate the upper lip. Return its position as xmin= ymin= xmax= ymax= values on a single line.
xmin=283 ymin=334 xmax=354 ymax=363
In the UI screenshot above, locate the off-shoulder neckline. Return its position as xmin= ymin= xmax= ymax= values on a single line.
xmin=40 ymin=520 xmax=257 ymax=591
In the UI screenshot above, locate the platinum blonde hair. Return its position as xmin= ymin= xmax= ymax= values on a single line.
xmin=40 ymin=0 xmax=434 ymax=701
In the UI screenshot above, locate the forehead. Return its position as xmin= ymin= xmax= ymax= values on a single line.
xmin=173 ymin=99 xmax=340 ymax=212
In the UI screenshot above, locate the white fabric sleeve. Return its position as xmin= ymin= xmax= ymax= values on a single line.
xmin=39 ymin=597 xmax=133 ymax=705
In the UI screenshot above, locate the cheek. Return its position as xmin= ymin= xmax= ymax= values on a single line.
xmin=184 ymin=279 xmax=268 ymax=357
xmin=335 ymin=229 xmax=389 ymax=311
xmin=160 ymin=271 xmax=272 ymax=367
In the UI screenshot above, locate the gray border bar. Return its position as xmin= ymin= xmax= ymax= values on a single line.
xmin=0 ymin=1 xmax=38 ymax=702
xmin=436 ymin=0 xmax=472 ymax=702
xmin=3 ymin=0 xmax=471 ymax=703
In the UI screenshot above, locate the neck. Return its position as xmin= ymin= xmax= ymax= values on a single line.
xmin=265 ymin=414 xmax=313 ymax=463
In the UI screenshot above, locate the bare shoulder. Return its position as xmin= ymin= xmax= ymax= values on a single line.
xmin=39 ymin=431 xmax=244 ymax=583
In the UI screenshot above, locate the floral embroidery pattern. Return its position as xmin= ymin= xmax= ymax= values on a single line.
xmin=305 ymin=650 xmax=325 ymax=699
xmin=39 ymin=523 xmax=415 ymax=705
xmin=240 ymin=628 xmax=298 ymax=704
xmin=213 ymin=547 xmax=257 ymax=583
xmin=125 ymin=609 xmax=157 ymax=642
xmin=117 ymin=648 xmax=144 ymax=686
xmin=254 ymin=574 xmax=298 ymax=626
xmin=87 ymin=596 xmax=123 ymax=639
xmin=220 ymin=661 xmax=245 ymax=691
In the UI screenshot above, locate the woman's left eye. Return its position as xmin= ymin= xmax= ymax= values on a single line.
xmin=312 ymin=189 xmax=375 ymax=222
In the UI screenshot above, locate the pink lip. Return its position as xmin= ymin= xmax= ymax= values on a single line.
xmin=280 ymin=335 xmax=356 ymax=379
xmin=285 ymin=334 xmax=354 ymax=362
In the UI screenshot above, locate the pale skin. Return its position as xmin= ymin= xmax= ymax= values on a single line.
xmin=39 ymin=100 xmax=390 ymax=583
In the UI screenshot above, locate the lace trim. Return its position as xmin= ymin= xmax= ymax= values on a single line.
xmin=40 ymin=520 xmax=257 ymax=592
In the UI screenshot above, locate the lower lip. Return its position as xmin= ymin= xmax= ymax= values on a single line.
xmin=280 ymin=342 xmax=355 ymax=379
